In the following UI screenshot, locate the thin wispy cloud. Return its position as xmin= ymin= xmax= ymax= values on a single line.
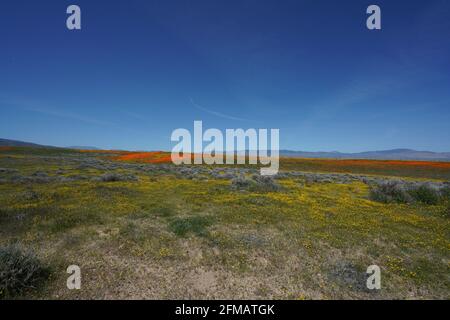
xmin=25 ymin=107 xmax=114 ymax=126
xmin=122 ymin=110 xmax=148 ymax=121
xmin=1 ymin=96 xmax=115 ymax=126
xmin=189 ymin=97 xmax=250 ymax=122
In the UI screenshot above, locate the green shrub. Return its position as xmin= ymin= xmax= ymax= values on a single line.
xmin=230 ymin=176 xmax=252 ymax=191
xmin=409 ymin=185 xmax=440 ymax=205
xmin=369 ymin=182 xmax=412 ymax=203
xmin=370 ymin=181 xmax=443 ymax=205
xmin=231 ymin=175 xmax=281 ymax=192
xmin=0 ymin=244 xmax=50 ymax=298
xmin=169 ymin=216 xmax=213 ymax=237
xmin=95 ymin=173 xmax=138 ymax=182
xmin=441 ymin=186 xmax=450 ymax=201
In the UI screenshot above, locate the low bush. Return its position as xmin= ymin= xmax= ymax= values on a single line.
xmin=251 ymin=175 xmax=282 ymax=192
xmin=369 ymin=181 xmax=413 ymax=203
xmin=95 ymin=173 xmax=138 ymax=182
xmin=230 ymin=176 xmax=252 ymax=191
xmin=169 ymin=216 xmax=213 ymax=237
xmin=369 ymin=181 xmax=443 ymax=205
xmin=0 ymin=244 xmax=50 ymax=298
xmin=441 ymin=185 xmax=450 ymax=200
xmin=231 ymin=175 xmax=281 ymax=192
xmin=409 ymin=184 xmax=440 ymax=205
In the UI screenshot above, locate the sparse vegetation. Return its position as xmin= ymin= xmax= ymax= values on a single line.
xmin=0 ymin=146 xmax=449 ymax=299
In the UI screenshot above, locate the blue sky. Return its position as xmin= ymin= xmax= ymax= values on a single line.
xmin=1 ymin=0 xmax=449 ymax=152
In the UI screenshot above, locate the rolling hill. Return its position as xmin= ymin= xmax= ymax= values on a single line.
xmin=0 ymin=138 xmax=52 ymax=148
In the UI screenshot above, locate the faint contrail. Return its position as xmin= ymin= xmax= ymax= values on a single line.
xmin=189 ymin=97 xmax=249 ymax=122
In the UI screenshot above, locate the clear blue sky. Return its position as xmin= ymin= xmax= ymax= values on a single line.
xmin=1 ymin=0 xmax=449 ymax=152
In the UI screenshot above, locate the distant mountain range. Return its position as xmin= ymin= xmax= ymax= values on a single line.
xmin=1 ymin=138 xmax=450 ymax=161
xmin=68 ymin=146 xmax=100 ymax=150
xmin=278 ymin=149 xmax=450 ymax=161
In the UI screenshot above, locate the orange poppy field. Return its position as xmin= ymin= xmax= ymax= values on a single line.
xmin=82 ymin=149 xmax=450 ymax=180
